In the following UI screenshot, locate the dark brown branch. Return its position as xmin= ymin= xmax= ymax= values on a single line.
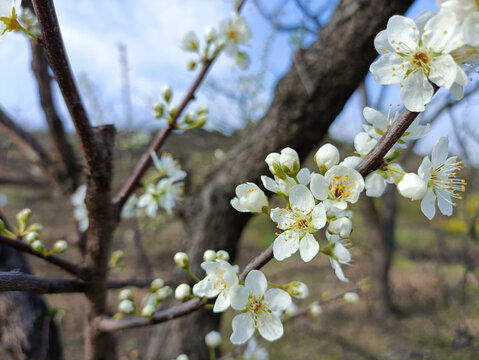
xmin=0 ymin=173 xmax=47 ymax=187
xmin=0 ymin=234 xmax=88 ymax=279
xmin=32 ymin=0 xmax=106 ymax=172
xmin=0 ymin=272 xmax=153 ymax=294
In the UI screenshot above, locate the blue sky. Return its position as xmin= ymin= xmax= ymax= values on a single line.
xmin=1 ymin=0 xmax=477 ymax=165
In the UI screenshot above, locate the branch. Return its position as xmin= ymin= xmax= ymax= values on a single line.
xmin=0 ymin=234 xmax=88 ymax=279
xmin=0 ymin=173 xmax=47 ymax=187
xmin=0 ymin=272 xmax=153 ymax=294
xmin=32 ymin=0 xmax=106 ymax=172
xmin=112 ymin=0 xmax=247 ymax=211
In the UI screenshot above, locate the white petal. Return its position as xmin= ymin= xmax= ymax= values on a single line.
xmin=334 ymin=242 xmax=351 ymax=264
xmin=257 ymin=314 xmax=284 ymax=342
xmin=414 ymin=11 xmax=437 ymax=31
xmin=429 ymin=54 xmax=457 ymax=88
xmin=365 ymin=173 xmax=387 ymax=197
xmin=261 ymin=176 xmax=278 ymax=193
xmin=299 ymin=234 xmax=320 ymax=262
xmin=273 ymin=232 xmax=300 ymax=261
xmin=418 ymin=156 xmax=432 ymax=181
xmin=370 ymin=53 xmax=406 ymax=85
xmin=230 ymin=285 xmax=249 ymax=310
xmin=264 ymin=288 xmax=291 ymax=311
xmin=310 ymin=203 xmax=326 ymax=230
xmin=363 ymin=107 xmax=388 ymax=130
xmin=310 ymin=173 xmax=329 ymax=201
xmin=374 ymin=29 xmax=394 ymax=54
xmin=401 ymin=71 xmax=434 ymax=112
xmin=230 ymin=313 xmax=255 ymax=345
xmin=423 ymin=10 xmax=457 ymax=51
xmin=297 ymin=168 xmax=311 ymax=185
xmin=437 ymin=190 xmax=453 ymax=216
xmin=330 ymin=258 xmax=349 ymax=283
xmin=230 ymin=198 xmax=247 ymax=212
xmin=213 ymin=291 xmax=231 ymax=313
xmin=245 ymin=270 xmax=268 ymax=296
xmin=464 ymin=12 xmax=479 ymax=47
xmin=387 ymin=15 xmax=420 ymax=51
xmin=289 ymin=184 xmax=314 ymax=213
xmin=431 ymin=137 xmax=449 ymax=166
xmin=421 ymin=188 xmax=437 ymax=220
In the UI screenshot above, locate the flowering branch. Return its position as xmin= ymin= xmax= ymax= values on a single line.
xmin=0 ymin=234 xmax=88 ymax=279
xmin=112 ymin=0 xmax=247 ymax=211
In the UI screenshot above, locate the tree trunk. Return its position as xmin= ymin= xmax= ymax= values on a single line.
xmin=147 ymin=0 xmax=414 ymax=358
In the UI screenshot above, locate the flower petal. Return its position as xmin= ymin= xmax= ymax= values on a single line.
xmin=310 ymin=173 xmax=329 ymax=201
xmin=421 ymin=187 xmax=437 ymax=220
xmin=257 ymin=314 xmax=284 ymax=342
xmin=311 ymin=203 xmax=326 ymax=230
xmin=245 ymin=270 xmax=268 ymax=296
xmin=431 ymin=137 xmax=449 ymax=166
xmin=213 ymin=291 xmax=231 ymax=313
xmin=423 ymin=10 xmax=457 ymax=51
xmin=365 ymin=173 xmax=387 ymax=197
xmin=289 ymin=184 xmax=314 ymax=213
xmin=387 ymin=15 xmax=420 ymax=51
xmin=230 ymin=313 xmax=255 ymax=345
xmin=437 ymin=190 xmax=453 ymax=216
xmin=273 ymin=232 xmax=300 ymax=261
xmin=401 ymin=71 xmax=434 ymax=112
xmin=264 ymin=288 xmax=291 ymax=311
xmin=299 ymin=234 xmax=320 ymax=262
xmin=370 ymin=53 xmax=406 ymax=85
xmin=429 ymin=54 xmax=457 ymax=89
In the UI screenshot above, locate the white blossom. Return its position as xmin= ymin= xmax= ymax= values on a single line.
xmin=193 ymin=260 xmax=239 ymax=313
xmin=261 ymin=168 xmax=311 ymax=196
xmin=328 ymin=216 xmax=353 ymax=238
xmin=231 ymin=182 xmax=268 ymax=213
xmin=437 ymin=0 xmax=478 ymax=22
xmin=71 ymin=185 xmax=89 ymax=232
xmin=463 ymin=12 xmax=479 ymax=46
xmin=218 ymin=13 xmax=251 ymax=56
xmin=397 ymin=173 xmax=428 ymax=200
xmin=271 ymin=185 xmax=326 ymax=262
xmin=137 ymin=178 xmax=183 ymax=216
xmin=327 ymin=234 xmax=352 ymax=283
xmin=370 ymin=11 xmax=470 ymax=111
xmin=181 ymin=31 xmax=199 ymax=52
xmin=310 ymin=166 xmax=364 ymax=211
xmin=243 ymin=338 xmax=269 ymax=360
xmin=230 ymin=270 xmax=291 ymax=344
xmin=417 ymin=137 xmax=466 ymax=219
xmin=151 ymin=152 xmax=187 ymax=181
xmin=205 ymin=26 xmax=217 ymax=42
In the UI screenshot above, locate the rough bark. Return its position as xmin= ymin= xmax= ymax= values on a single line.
xmin=148 ymin=0 xmax=414 ymax=359
xmin=0 ymin=214 xmax=62 ymax=360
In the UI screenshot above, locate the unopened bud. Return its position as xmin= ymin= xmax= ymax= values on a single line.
xmin=216 ymin=250 xmax=230 ymax=262
xmin=184 ymin=111 xmax=197 ymax=124
xmin=280 ymin=147 xmax=300 ymax=177
xmin=176 ymin=354 xmax=189 ymax=360
xmin=309 ymin=301 xmax=322 ymax=318
xmin=118 ymin=299 xmax=135 ymax=314
xmin=328 ymin=217 xmax=353 ymax=238
xmin=150 ymin=278 xmax=165 ymax=291
xmin=31 ymin=240 xmax=44 ymax=253
xmin=53 ymin=240 xmax=68 ymax=253
xmin=203 ymin=250 xmax=217 ymax=262
xmin=174 ymin=252 xmax=190 ymax=269
xmin=153 ymin=102 xmax=164 ymax=118
xmin=119 ymin=289 xmax=134 ymax=301
xmin=205 ymin=330 xmax=222 ymax=348
xmin=285 ymin=302 xmax=298 ymax=316
xmin=156 ymin=286 xmax=173 ymax=301
xmin=187 ymin=60 xmax=197 ymax=70
xmin=168 ymin=104 xmax=179 ymax=118
xmin=141 ymin=304 xmax=156 ymax=318
xmin=285 ymin=281 xmax=309 ymax=299
xmin=162 ymin=85 xmax=173 ymax=102
xmin=315 ymin=144 xmax=340 ymax=173
xmin=25 ymin=232 xmax=40 ymax=244
xmin=205 ymin=27 xmax=217 ymax=42
xmin=175 ymin=283 xmax=191 ymax=300
xmin=265 ymin=152 xmax=284 ymax=178
xmin=197 ymin=105 xmax=208 ymax=116
xmin=26 ymin=223 xmax=43 ymax=233
xmin=343 ymin=292 xmax=359 ymax=304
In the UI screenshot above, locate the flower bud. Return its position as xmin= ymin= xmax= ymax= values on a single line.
xmin=231 ymin=183 xmax=268 ymax=214
xmin=216 ymin=250 xmax=230 ymax=262
xmin=119 ymin=289 xmax=133 ymax=301
xmin=197 ymin=105 xmax=208 ymax=116
xmin=285 ymin=281 xmax=309 ymax=299
xmin=187 ymin=60 xmax=197 ymax=71
xmin=26 ymin=223 xmax=43 ymax=233
xmin=141 ymin=304 xmax=156 ymax=318
xmin=181 ymin=31 xmax=199 ymax=52
xmin=118 ymin=299 xmax=135 ymax=314
xmin=205 ymin=27 xmax=217 ymax=42
xmin=25 ymin=232 xmax=40 ymax=244
xmin=31 ymin=240 xmax=44 ymax=253
xmin=203 ymin=250 xmax=217 ymax=262
xmin=16 ymin=209 xmax=32 ymax=230
xmin=205 ymin=330 xmax=222 ymax=348
xmin=53 ymin=240 xmax=68 ymax=253
xmin=343 ymin=292 xmax=359 ymax=304
xmin=150 ymin=278 xmax=165 ymax=291
xmin=309 ymin=301 xmax=322 ymax=318
xmin=397 ymin=173 xmax=427 ymax=200
xmin=265 ymin=152 xmax=284 ymax=178
xmin=328 ymin=217 xmax=353 ymax=238
xmin=280 ymin=147 xmax=300 ymax=177
xmin=314 ymin=144 xmax=340 ymax=173
xmin=153 ymin=102 xmax=164 ymax=118
xmin=235 ymin=51 xmax=250 ymax=70
xmin=156 ymin=286 xmax=173 ymax=301
xmin=174 ymin=252 xmax=190 ymax=269
xmin=184 ymin=111 xmax=197 ymax=124
xmin=175 ymin=283 xmax=191 ymax=300
xmin=176 ymin=354 xmax=189 ymax=360
xmin=168 ymin=104 xmax=179 ymax=119
xmin=162 ymin=85 xmax=173 ymax=102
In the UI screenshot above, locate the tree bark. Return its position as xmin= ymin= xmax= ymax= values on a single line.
xmin=147 ymin=0 xmax=414 ymax=359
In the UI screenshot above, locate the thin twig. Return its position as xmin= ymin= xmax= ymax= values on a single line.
xmin=0 ymin=234 xmax=88 ymax=279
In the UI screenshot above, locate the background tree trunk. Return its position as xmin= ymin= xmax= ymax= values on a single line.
xmin=147 ymin=0 xmax=414 ymax=359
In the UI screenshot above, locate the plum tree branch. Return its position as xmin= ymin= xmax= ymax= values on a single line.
xmin=0 ymin=234 xmax=88 ymax=279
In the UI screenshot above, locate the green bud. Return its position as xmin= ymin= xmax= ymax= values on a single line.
xmin=24 ymin=232 xmax=40 ymax=244
xmin=16 ymin=208 xmax=32 ymax=232
xmin=31 ymin=240 xmax=44 ymax=253
xmin=153 ymin=102 xmax=164 ymax=118
xmin=162 ymin=85 xmax=173 ymax=102
xmin=168 ymin=104 xmax=179 ymax=119
xmin=187 ymin=60 xmax=197 ymax=70
xmin=53 ymin=240 xmax=68 ymax=253
xmin=26 ymin=223 xmax=43 ymax=234
xmin=150 ymin=278 xmax=165 ymax=292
